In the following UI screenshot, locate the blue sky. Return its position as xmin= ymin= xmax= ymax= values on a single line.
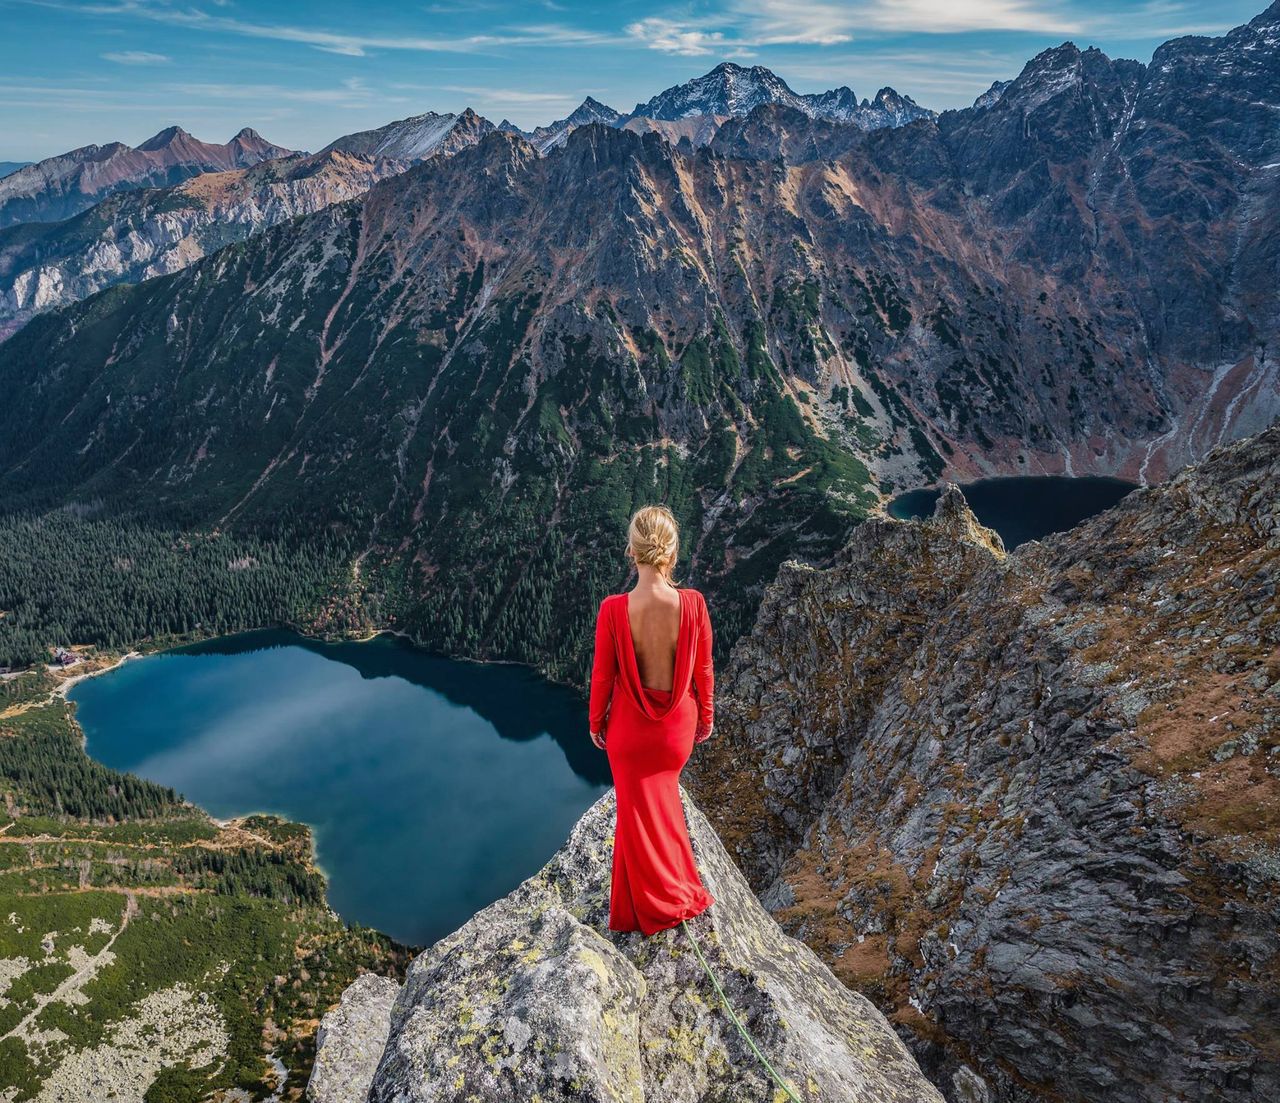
xmin=0 ymin=0 xmax=1269 ymax=161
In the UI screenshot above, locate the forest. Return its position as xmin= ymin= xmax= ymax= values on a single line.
xmin=0 ymin=512 xmax=353 ymax=667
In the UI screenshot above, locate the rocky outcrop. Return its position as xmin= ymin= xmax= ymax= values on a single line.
xmin=0 ymin=125 xmax=294 ymax=228
xmin=311 ymin=791 xmax=945 ymax=1103
xmin=690 ymin=426 xmax=1280 ymax=1102
xmin=309 ymin=974 xmax=400 ymax=1103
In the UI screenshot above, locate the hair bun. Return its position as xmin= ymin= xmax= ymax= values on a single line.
xmin=628 ymin=504 xmax=681 ymax=580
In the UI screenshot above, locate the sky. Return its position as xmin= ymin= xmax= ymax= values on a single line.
xmin=0 ymin=0 xmax=1269 ymax=161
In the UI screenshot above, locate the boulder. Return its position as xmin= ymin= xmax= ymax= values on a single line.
xmin=308 ymin=973 xmax=401 ymax=1103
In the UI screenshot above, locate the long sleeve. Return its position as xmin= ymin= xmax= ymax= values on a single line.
xmin=692 ymin=592 xmax=714 ymax=735
xmin=588 ymin=597 xmax=617 ymax=735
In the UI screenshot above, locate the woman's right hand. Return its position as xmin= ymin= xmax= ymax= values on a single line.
xmin=590 ymin=730 xmax=607 ymax=751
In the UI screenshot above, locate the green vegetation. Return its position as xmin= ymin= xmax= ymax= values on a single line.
xmin=0 ymin=512 xmax=353 ymax=668
xmin=0 ymin=699 xmax=408 ymax=1101
xmin=0 ymin=701 xmax=184 ymax=820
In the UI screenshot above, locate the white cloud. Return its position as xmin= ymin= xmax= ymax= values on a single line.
xmin=626 ymin=0 xmax=1082 ymax=56
xmin=23 ymin=1 xmax=622 ymax=57
xmin=625 ymin=18 xmax=730 ymax=56
xmin=101 ymin=49 xmax=170 ymax=64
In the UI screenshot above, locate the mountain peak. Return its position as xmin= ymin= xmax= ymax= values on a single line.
xmin=320 ymin=109 xmax=494 ymax=163
xmin=630 ymin=62 xmax=806 ymax=121
xmin=629 ymin=63 xmax=932 ymax=131
xmin=231 ymin=127 xmax=263 ymax=143
xmin=136 ymin=125 xmax=194 ymax=151
xmin=565 ymin=97 xmax=622 ymax=126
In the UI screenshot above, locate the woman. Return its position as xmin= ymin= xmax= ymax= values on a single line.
xmin=588 ymin=504 xmax=715 ymax=936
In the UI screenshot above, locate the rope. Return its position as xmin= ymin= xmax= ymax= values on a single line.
xmin=679 ymin=919 xmax=805 ymax=1102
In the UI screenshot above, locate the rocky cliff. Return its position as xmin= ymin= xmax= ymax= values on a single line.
xmin=310 ymin=790 xmax=945 ymax=1103
xmin=0 ymin=150 xmax=392 ymax=338
xmin=689 ymin=425 xmax=1280 ymax=1102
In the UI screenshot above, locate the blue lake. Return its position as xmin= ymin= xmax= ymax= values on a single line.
xmin=70 ymin=630 xmax=610 ymax=948
xmin=888 ymin=475 xmax=1137 ymax=549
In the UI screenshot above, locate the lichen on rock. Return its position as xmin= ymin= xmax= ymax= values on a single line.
xmin=312 ymin=791 xmax=944 ymax=1103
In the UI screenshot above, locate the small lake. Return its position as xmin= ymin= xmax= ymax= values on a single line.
xmin=71 ymin=630 xmax=610 ymax=948
xmin=888 ymin=475 xmax=1137 ymax=549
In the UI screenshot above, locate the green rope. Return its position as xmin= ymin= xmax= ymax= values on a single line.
xmin=680 ymin=919 xmax=804 ymax=1102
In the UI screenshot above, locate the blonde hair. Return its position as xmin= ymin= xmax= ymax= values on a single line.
xmin=628 ymin=504 xmax=680 ymax=585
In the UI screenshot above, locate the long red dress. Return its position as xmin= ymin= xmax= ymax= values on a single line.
xmin=588 ymin=587 xmax=715 ymax=935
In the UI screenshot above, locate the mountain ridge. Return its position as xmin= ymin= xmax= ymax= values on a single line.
xmin=628 ymin=60 xmax=935 ymax=129
xmin=0 ymin=127 xmax=296 ymax=228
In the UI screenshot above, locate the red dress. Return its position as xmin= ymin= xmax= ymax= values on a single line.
xmin=588 ymin=587 xmax=715 ymax=935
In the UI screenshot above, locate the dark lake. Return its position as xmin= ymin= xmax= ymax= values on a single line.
xmin=70 ymin=630 xmax=610 ymax=948
xmin=888 ymin=475 xmax=1137 ymax=549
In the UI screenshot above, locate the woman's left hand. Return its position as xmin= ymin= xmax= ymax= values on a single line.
xmin=590 ymin=730 xmax=607 ymax=750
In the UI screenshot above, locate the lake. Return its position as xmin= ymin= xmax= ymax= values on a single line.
xmin=70 ymin=630 xmax=610 ymax=948
xmin=888 ymin=475 xmax=1137 ymax=549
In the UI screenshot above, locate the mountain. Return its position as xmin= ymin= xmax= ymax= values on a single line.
xmin=689 ymin=424 xmax=1280 ymax=1102
xmin=320 ymin=108 xmax=493 ymax=163
xmin=519 ymin=97 xmax=624 ymax=153
xmin=310 ymin=790 xmax=946 ymax=1103
xmin=631 ymin=60 xmax=813 ymax=119
xmin=0 ymin=6 xmax=1278 ymax=682
xmin=0 ymin=162 xmax=30 ymax=179
xmin=0 ymin=149 xmax=393 ymax=340
xmin=0 ymin=126 xmax=882 ymax=675
xmin=629 ymin=61 xmax=934 ymax=129
xmin=973 ymin=79 xmax=1012 ymax=110
xmin=0 ymin=126 xmax=295 ymax=228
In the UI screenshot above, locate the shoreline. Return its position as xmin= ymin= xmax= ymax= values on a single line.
xmin=55 ymin=650 xmax=142 ymax=699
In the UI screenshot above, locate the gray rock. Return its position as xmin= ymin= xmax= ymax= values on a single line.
xmin=690 ymin=427 xmax=1280 ymax=1103
xmin=317 ymin=790 xmax=945 ymax=1103
xmin=308 ymin=973 xmax=401 ymax=1103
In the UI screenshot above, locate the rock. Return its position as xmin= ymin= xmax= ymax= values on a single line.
xmin=314 ymin=790 xmax=945 ymax=1103
xmin=690 ymin=426 xmax=1280 ymax=1102
xmin=308 ymin=973 xmax=400 ymax=1103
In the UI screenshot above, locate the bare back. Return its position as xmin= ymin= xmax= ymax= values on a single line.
xmin=625 ymin=586 xmax=682 ymax=691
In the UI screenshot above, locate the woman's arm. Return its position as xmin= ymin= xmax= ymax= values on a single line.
xmin=693 ymin=592 xmax=714 ymax=742
xmin=587 ymin=597 xmax=616 ymax=748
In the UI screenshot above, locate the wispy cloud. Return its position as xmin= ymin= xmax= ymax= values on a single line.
xmin=101 ymin=49 xmax=170 ymax=64
xmin=625 ymin=18 xmax=731 ymax=56
xmin=627 ymin=0 xmax=1084 ymax=56
xmin=0 ymin=76 xmax=403 ymax=116
xmin=21 ymin=0 xmax=621 ymax=57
